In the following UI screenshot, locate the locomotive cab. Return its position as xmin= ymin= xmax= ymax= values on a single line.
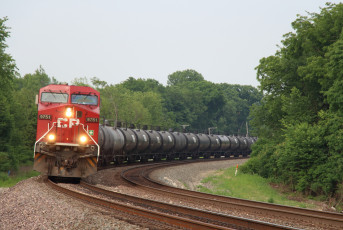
xmin=34 ymin=84 xmax=100 ymax=178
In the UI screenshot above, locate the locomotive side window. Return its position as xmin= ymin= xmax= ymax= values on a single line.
xmin=71 ymin=94 xmax=98 ymax=105
xmin=41 ymin=92 xmax=68 ymax=103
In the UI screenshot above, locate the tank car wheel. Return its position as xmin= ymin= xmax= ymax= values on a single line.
xmin=192 ymin=155 xmax=199 ymax=159
xmin=127 ymin=156 xmax=136 ymax=164
xmin=99 ymin=158 xmax=107 ymax=167
xmin=166 ymin=154 xmax=175 ymax=161
xmin=203 ymin=153 xmax=210 ymax=159
xmin=115 ymin=157 xmax=124 ymax=165
xmin=153 ymin=156 xmax=161 ymax=162
xmin=179 ymin=155 xmax=186 ymax=160
xmin=140 ymin=156 xmax=147 ymax=163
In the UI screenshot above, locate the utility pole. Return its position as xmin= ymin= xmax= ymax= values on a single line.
xmin=181 ymin=124 xmax=189 ymax=132
xmin=246 ymin=121 xmax=249 ymax=137
xmin=208 ymin=127 xmax=217 ymax=135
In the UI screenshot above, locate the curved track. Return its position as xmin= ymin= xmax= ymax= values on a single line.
xmin=79 ymin=180 xmax=289 ymax=230
xmin=121 ymin=161 xmax=343 ymax=230
xmin=46 ymin=178 xmax=231 ymax=229
xmin=46 ymin=158 xmax=290 ymax=230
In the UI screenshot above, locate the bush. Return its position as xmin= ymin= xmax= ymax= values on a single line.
xmin=246 ymin=112 xmax=343 ymax=197
xmin=268 ymin=197 xmax=274 ymax=203
xmin=0 ymin=152 xmax=11 ymax=172
xmin=241 ymin=138 xmax=279 ymax=179
xmin=0 ymin=172 xmax=9 ymax=181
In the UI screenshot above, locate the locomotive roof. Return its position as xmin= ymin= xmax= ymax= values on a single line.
xmin=40 ymin=84 xmax=99 ymax=95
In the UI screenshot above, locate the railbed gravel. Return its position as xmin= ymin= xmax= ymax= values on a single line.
xmin=0 ymin=160 xmax=246 ymax=230
xmin=0 ymin=176 xmax=144 ymax=230
xmin=0 ymin=159 xmax=333 ymax=229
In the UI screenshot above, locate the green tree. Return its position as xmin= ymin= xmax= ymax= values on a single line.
xmin=244 ymin=3 xmax=343 ymax=201
xmin=14 ymin=67 xmax=53 ymax=148
xmin=0 ymin=17 xmax=17 ymax=156
xmin=164 ymin=83 xmax=206 ymax=130
xmin=167 ymin=69 xmax=204 ymax=86
xmin=91 ymin=77 xmax=108 ymax=90
xmin=71 ymin=76 xmax=90 ymax=86
xmin=100 ymin=85 xmax=151 ymax=126
xmin=121 ymin=77 xmax=165 ymax=94
xmin=219 ymin=84 xmax=262 ymax=134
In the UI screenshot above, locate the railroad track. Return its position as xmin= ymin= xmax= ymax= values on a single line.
xmin=121 ymin=162 xmax=343 ymax=230
xmin=46 ymin=176 xmax=290 ymax=230
xmin=46 ymin=178 xmax=230 ymax=229
xmin=79 ymin=180 xmax=290 ymax=230
xmin=97 ymin=155 xmax=248 ymax=170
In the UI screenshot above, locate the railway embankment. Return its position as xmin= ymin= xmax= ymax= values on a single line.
xmin=150 ymin=159 xmax=333 ymax=211
xmin=149 ymin=158 xmax=248 ymax=190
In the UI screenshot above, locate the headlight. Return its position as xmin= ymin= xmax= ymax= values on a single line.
xmin=66 ymin=107 xmax=73 ymax=117
xmin=80 ymin=135 xmax=87 ymax=144
xmin=48 ymin=134 xmax=55 ymax=143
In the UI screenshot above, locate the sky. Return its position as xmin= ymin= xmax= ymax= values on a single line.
xmin=2 ymin=1 xmax=342 ymax=87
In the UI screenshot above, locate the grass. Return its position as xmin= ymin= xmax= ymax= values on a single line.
xmin=182 ymin=181 xmax=191 ymax=190
xmin=197 ymin=166 xmax=316 ymax=209
xmin=0 ymin=170 xmax=40 ymax=187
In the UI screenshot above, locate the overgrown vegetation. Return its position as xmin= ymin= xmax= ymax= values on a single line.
xmin=198 ymin=166 xmax=316 ymax=209
xmin=0 ymin=18 xmax=58 ymax=178
xmin=241 ymin=3 xmax=343 ymax=209
xmin=0 ymin=170 xmax=40 ymax=187
xmin=74 ymin=71 xmax=262 ymax=135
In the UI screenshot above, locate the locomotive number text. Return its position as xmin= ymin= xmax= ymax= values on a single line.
xmin=86 ymin=117 xmax=99 ymax=123
xmin=39 ymin=114 xmax=51 ymax=120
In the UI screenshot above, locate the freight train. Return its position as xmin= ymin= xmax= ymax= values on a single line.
xmin=34 ymin=84 xmax=255 ymax=178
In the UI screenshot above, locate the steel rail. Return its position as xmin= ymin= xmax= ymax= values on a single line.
xmin=46 ymin=179 xmax=232 ymax=230
xmin=80 ymin=180 xmax=291 ymax=230
xmin=121 ymin=163 xmax=343 ymax=229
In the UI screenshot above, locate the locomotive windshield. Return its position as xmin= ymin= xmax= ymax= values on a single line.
xmin=41 ymin=92 xmax=68 ymax=103
xmin=71 ymin=94 xmax=98 ymax=105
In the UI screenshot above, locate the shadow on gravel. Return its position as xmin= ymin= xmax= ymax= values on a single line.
xmin=48 ymin=176 xmax=81 ymax=184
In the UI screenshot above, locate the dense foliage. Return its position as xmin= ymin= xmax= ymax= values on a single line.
xmin=0 ymin=64 xmax=57 ymax=175
xmin=0 ymin=17 xmax=261 ymax=175
xmin=0 ymin=18 xmax=57 ymax=176
xmin=74 ymin=72 xmax=261 ymax=134
xmin=242 ymin=3 xmax=343 ymax=205
xmin=97 ymin=74 xmax=261 ymax=134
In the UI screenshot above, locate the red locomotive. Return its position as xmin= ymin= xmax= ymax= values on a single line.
xmin=34 ymin=84 xmax=100 ymax=178
xmin=33 ymin=84 xmax=255 ymax=179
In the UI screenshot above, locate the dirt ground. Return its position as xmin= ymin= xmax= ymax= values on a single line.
xmin=149 ymin=159 xmax=248 ymax=190
xmin=150 ymin=158 xmax=338 ymax=212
